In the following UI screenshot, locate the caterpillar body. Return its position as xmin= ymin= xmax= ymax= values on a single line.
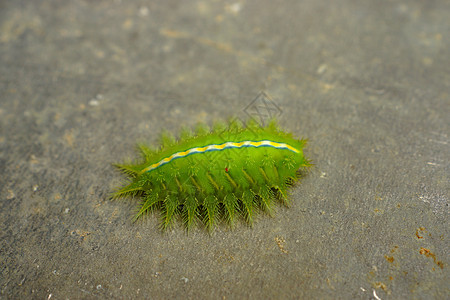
xmin=112 ymin=118 xmax=310 ymax=230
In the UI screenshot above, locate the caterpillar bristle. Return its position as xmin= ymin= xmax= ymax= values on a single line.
xmin=240 ymin=190 xmax=255 ymax=225
xmin=113 ymin=163 xmax=140 ymax=178
xmin=134 ymin=193 xmax=161 ymax=221
xmin=111 ymin=184 xmax=144 ymax=200
xmin=160 ymin=130 xmax=177 ymax=150
xmin=183 ymin=195 xmax=198 ymax=230
xmin=194 ymin=122 xmax=209 ymax=136
xmin=203 ymin=195 xmax=218 ymax=231
xmin=179 ymin=126 xmax=194 ymax=141
xmin=136 ymin=143 xmax=157 ymax=160
xmin=221 ymin=194 xmax=236 ymax=227
xmin=257 ymin=185 xmax=275 ymax=215
xmin=212 ymin=120 xmax=227 ymax=135
xmin=161 ymin=194 xmax=178 ymax=230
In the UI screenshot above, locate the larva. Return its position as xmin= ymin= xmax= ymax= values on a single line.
xmin=112 ymin=118 xmax=310 ymax=230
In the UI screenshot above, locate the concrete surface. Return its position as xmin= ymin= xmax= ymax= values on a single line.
xmin=0 ymin=0 xmax=448 ymax=299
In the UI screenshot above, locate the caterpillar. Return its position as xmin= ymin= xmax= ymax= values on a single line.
xmin=112 ymin=118 xmax=310 ymax=230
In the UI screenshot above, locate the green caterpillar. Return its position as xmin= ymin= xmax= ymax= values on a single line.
xmin=112 ymin=118 xmax=310 ymax=230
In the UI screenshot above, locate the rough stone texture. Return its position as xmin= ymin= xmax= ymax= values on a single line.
xmin=0 ymin=0 xmax=448 ymax=299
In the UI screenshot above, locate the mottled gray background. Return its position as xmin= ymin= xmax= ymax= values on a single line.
xmin=0 ymin=0 xmax=448 ymax=299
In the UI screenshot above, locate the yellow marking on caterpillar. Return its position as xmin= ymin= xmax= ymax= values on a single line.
xmin=140 ymin=140 xmax=300 ymax=174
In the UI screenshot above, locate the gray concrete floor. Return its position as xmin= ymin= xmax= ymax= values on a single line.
xmin=1 ymin=0 xmax=448 ymax=299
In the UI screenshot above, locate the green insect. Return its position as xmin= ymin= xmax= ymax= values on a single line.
xmin=112 ymin=118 xmax=310 ymax=231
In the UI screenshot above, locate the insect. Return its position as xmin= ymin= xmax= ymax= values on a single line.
xmin=112 ymin=118 xmax=310 ymax=230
